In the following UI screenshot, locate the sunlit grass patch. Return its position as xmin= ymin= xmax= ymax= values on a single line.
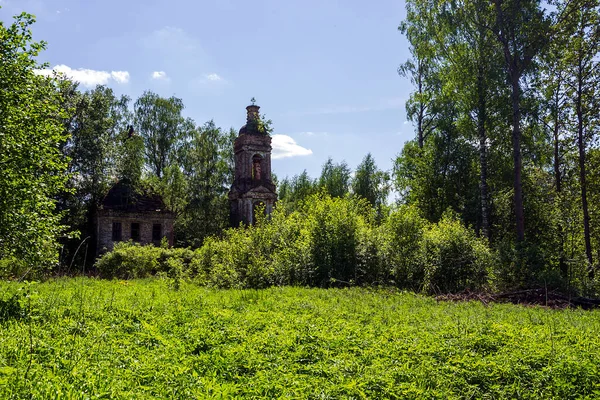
xmin=0 ymin=278 xmax=599 ymax=398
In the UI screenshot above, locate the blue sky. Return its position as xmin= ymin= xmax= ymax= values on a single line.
xmin=1 ymin=0 xmax=413 ymax=181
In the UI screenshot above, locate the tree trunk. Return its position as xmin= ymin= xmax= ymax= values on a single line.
xmin=493 ymin=0 xmax=526 ymax=243
xmin=576 ymin=72 xmax=594 ymax=277
xmin=477 ymin=65 xmax=490 ymax=240
xmin=553 ymin=106 xmax=562 ymax=193
xmin=552 ymin=86 xmax=567 ymax=277
xmin=417 ymin=60 xmax=425 ymax=149
xmin=510 ymin=73 xmax=525 ymax=242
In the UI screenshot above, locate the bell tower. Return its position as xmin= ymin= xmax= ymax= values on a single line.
xmin=229 ymin=101 xmax=277 ymax=225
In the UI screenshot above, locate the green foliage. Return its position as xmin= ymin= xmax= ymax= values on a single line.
xmin=0 ymin=258 xmax=29 ymax=281
xmin=118 ymin=133 xmax=144 ymax=186
xmin=0 ymin=292 xmax=24 ymax=323
xmin=277 ymin=170 xmax=317 ymax=211
xmin=396 ymin=0 xmax=600 ymax=289
xmin=96 ymin=242 xmax=159 ymax=279
xmin=189 ymin=204 xmax=310 ymax=288
xmin=307 ymin=194 xmax=379 ymax=286
xmin=0 ymin=13 xmax=70 ymax=270
xmin=353 ymin=153 xmax=391 ymax=221
xmin=318 ymin=157 xmax=351 ymax=198
xmin=1 ymin=279 xmax=600 ymax=397
xmin=177 ymin=121 xmax=234 ymax=247
xmin=56 ymin=83 xmax=133 ymax=266
xmin=96 ymin=195 xmax=497 ymax=293
xmin=63 ymin=85 xmax=131 ymax=199
xmin=421 ymin=212 xmax=494 ymax=294
xmin=95 ymin=195 xmax=377 ymax=288
xmin=394 ymin=134 xmax=479 ymax=225
xmin=96 ymin=242 xmax=194 ymax=280
xmin=134 ymin=91 xmax=193 ymax=179
xmin=245 ymin=113 xmax=273 ymax=135
xmin=380 ymin=205 xmax=428 ymax=289
xmin=57 ymin=83 xmax=236 ymax=254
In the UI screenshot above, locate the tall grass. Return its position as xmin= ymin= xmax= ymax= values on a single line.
xmin=0 ymin=278 xmax=599 ymax=398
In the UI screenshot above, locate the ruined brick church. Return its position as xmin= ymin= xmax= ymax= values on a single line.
xmin=229 ymin=102 xmax=278 ymax=225
xmin=96 ymin=180 xmax=175 ymax=254
xmin=96 ymin=101 xmax=276 ymax=254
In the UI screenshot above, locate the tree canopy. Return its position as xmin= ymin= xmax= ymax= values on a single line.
xmin=0 ymin=13 xmax=70 ymax=270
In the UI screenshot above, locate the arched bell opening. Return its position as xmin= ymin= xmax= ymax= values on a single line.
xmin=252 ymin=154 xmax=263 ymax=181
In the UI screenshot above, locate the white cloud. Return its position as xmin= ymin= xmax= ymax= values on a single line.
xmin=403 ymin=120 xmax=410 ymax=125
xmin=34 ymin=64 xmax=129 ymax=87
xmin=205 ymin=73 xmax=223 ymax=82
xmin=194 ymin=73 xmax=228 ymax=86
xmin=271 ymin=135 xmax=313 ymax=159
xmin=111 ymin=71 xmax=130 ymax=83
xmin=152 ymin=71 xmax=169 ymax=80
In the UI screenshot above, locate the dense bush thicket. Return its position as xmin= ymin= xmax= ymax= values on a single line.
xmin=96 ymin=194 xmax=494 ymax=293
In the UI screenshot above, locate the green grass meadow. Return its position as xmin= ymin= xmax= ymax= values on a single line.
xmin=1 ymin=279 xmax=599 ymax=399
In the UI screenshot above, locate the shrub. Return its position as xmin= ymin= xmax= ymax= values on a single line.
xmin=0 ymin=292 xmax=24 ymax=322
xmin=94 ymin=196 xmax=497 ymax=294
xmin=193 ymin=223 xmax=273 ymax=289
xmin=304 ymin=194 xmax=363 ymax=286
xmin=187 ymin=194 xmax=375 ymax=288
xmin=269 ymin=208 xmax=312 ymax=286
xmin=186 ymin=194 xmax=378 ymax=288
xmin=356 ymin=221 xmax=385 ymax=285
xmin=379 ymin=205 xmax=428 ymax=289
xmin=96 ymin=242 xmax=161 ymax=279
xmin=0 ymin=258 xmax=30 ymax=280
xmin=96 ymin=242 xmax=194 ymax=280
xmin=421 ymin=212 xmax=493 ymax=293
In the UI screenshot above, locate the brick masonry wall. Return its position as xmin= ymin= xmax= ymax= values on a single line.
xmin=96 ymin=210 xmax=175 ymax=254
xmin=234 ymin=134 xmax=273 ymax=185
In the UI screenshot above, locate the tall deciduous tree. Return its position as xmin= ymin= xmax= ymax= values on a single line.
xmin=394 ymin=129 xmax=479 ymax=226
xmin=58 ymin=85 xmax=131 ymax=261
xmin=491 ymin=0 xmax=551 ymax=242
xmin=318 ymin=157 xmax=351 ymax=198
xmin=560 ymin=0 xmax=600 ymax=275
xmin=535 ymin=5 xmax=577 ymax=276
xmin=134 ymin=91 xmax=192 ymax=179
xmin=398 ymin=3 xmax=440 ymax=149
xmin=353 ymin=153 xmax=390 ymax=216
xmin=0 ymin=13 xmax=70 ymax=269
xmin=278 ymin=171 xmax=317 ymax=211
xmin=118 ymin=128 xmax=144 ymax=186
xmin=442 ymin=0 xmax=507 ymax=239
xmin=64 ymin=86 xmax=130 ymax=205
xmin=178 ymin=121 xmax=234 ymax=246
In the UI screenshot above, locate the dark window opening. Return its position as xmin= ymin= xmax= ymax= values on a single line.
xmin=131 ymin=223 xmax=140 ymax=242
xmin=152 ymin=223 xmax=162 ymax=242
xmin=112 ymin=222 xmax=122 ymax=241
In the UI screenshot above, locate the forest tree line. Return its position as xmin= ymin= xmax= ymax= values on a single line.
xmin=394 ymin=0 xmax=600 ymax=285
